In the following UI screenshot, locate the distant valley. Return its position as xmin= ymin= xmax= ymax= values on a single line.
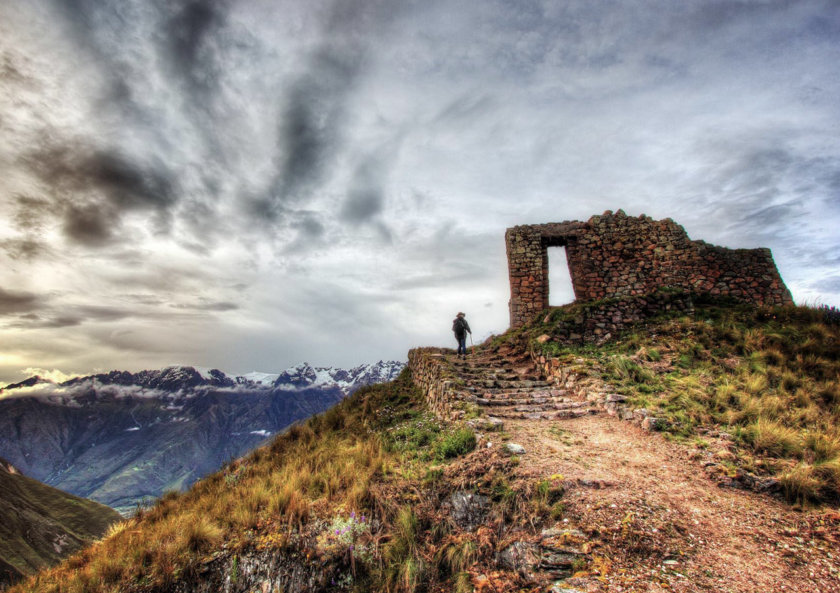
xmin=0 ymin=361 xmax=403 ymax=515
xmin=0 ymin=457 xmax=120 ymax=588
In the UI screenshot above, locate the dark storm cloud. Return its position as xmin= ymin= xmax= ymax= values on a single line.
xmin=26 ymin=147 xmax=176 ymax=211
xmin=12 ymin=196 xmax=52 ymax=230
xmin=0 ymin=288 xmax=42 ymax=315
xmin=76 ymin=305 xmax=133 ymax=321
xmin=270 ymin=46 xmax=364 ymax=211
xmin=339 ymin=139 xmax=402 ymax=242
xmin=166 ymin=0 xmax=228 ymax=93
xmin=22 ymin=145 xmax=177 ymax=245
xmin=295 ymin=214 xmax=325 ymax=239
xmin=62 ymin=203 xmax=120 ymax=246
xmin=4 ymin=303 xmax=133 ymax=329
xmin=170 ymin=301 xmax=239 ymax=312
xmin=0 ymin=239 xmax=49 ymax=261
xmin=341 ymin=187 xmax=384 ymax=224
xmin=10 ymin=315 xmax=84 ymax=329
xmin=265 ymin=0 xmax=401 ymax=216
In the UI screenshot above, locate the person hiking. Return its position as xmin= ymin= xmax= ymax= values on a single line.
xmin=452 ymin=312 xmax=472 ymax=359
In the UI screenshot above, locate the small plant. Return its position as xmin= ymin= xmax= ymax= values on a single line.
xmin=319 ymin=510 xmax=372 ymax=577
xmin=535 ymin=474 xmax=565 ymax=506
xmin=230 ymin=555 xmax=239 ymax=584
xmin=434 ymin=428 xmax=476 ymax=460
xmin=383 ymin=507 xmax=425 ymax=592
xmin=818 ymin=304 xmax=840 ymax=326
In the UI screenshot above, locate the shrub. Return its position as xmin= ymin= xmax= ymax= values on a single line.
xmin=781 ymin=463 xmax=822 ymax=504
xmin=383 ymin=507 xmax=425 ymax=593
xmin=746 ymin=419 xmax=802 ymax=457
xmin=184 ymin=517 xmax=223 ymax=553
xmin=435 ymin=428 xmax=476 ymax=460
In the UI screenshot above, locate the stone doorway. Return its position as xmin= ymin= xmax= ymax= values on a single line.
xmin=548 ymin=246 xmax=575 ymax=306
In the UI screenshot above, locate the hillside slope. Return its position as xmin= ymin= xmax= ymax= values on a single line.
xmin=0 ymin=362 xmax=403 ymax=514
xmin=9 ymin=301 xmax=840 ymax=592
xmin=505 ymin=297 xmax=840 ymax=505
xmin=0 ymin=458 xmax=121 ymax=588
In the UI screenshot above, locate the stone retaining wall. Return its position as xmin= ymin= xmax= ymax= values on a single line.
xmin=407 ymin=347 xmax=464 ymax=420
xmin=527 ymin=291 xmax=695 ymax=379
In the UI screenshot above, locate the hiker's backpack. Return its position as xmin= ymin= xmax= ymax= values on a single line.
xmin=453 ymin=318 xmax=465 ymax=333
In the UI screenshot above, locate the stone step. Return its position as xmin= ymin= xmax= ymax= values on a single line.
xmin=459 ymin=371 xmax=522 ymax=381
xmin=465 ymin=379 xmax=552 ymax=389
xmin=466 ymin=390 xmax=555 ymax=400
xmin=476 ymin=397 xmax=588 ymax=409
xmin=460 ymin=365 xmax=525 ymax=373
xmin=490 ymin=407 xmax=597 ymax=420
xmin=505 ymin=401 xmax=591 ymax=413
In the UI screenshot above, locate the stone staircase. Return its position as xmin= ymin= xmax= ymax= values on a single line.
xmin=447 ymin=347 xmax=600 ymax=422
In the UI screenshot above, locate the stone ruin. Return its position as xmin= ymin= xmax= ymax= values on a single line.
xmin=506 ymin=210 xmax=793 ymax=328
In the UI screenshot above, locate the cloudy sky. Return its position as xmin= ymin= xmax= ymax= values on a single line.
xmin=0 ymin=0 xmax=838 ymax=383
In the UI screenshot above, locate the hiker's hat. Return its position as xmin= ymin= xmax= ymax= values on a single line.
xmin=457 ymin=312 xmax=465 ymax=317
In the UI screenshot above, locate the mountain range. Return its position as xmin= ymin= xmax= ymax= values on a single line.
xmin=0 ymin=361 xmax=403 ymax=515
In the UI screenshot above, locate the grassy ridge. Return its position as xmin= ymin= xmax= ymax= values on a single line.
xmin=10 ymin=370 xmax=481 ymax=593
xmin=529 ymin=298 xmax=840 ymax=504
xmin=0 ymin=460 xmax=121 ymax=587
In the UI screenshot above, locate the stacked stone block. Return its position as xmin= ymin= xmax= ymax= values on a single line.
xmin=507 ymin=210 xmax=793 ymax=328
xmin=407 ymin=348 xmax=463 ymax=420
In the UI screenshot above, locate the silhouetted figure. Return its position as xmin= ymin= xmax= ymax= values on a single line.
xmin=452 ymin=312 xmax=472 ymax=359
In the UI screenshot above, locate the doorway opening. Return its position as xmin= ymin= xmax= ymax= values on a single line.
xmin=548 ymin=246 xmax=575 ymax=306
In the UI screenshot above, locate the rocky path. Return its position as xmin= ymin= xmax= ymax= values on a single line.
xmin=443 ymin=351 xmax=840 ymax=592
xmin=506 ymin=415 xmax=839 ymax=592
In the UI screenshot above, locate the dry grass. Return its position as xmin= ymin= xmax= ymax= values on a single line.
xmin=549 ymin=300 xmax=840 ymax=505
xmin=11 ymin=369 xmax=481 ymax=593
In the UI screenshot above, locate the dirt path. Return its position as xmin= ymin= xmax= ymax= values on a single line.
xmin=504 ymin=414 xmax=840 ymax=593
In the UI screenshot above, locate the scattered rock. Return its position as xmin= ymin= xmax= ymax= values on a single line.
xmin=466 ymin=416 xmax=504 ymax=432
xmin=538 ymin=528 xmax=590 ymax=578
xmin=719 ymin=470 xmax=782 ymax=494
xmin=447 ymin=491 xmax=490 ymax=531
xmin=576 ymin=479 xmax=612 ymax=489
xmin=550 ymin=583 xmax=586 ymax=593
xmin=505 ymin=443 xmax=527 ymax=455
xmin=498 ymin=541 xmax=540 ymax=581
xmin=642 ymin=416 xmax=668 ymax=431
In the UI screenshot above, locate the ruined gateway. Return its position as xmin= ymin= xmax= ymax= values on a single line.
xmin=506 ymin=210 xmax=793 ymax=328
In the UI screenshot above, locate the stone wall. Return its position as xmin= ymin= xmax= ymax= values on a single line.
xmin=506 ymin=210 xmax=793 ymax=328
xmin=407 ymin=348 xmax=465 ymax=420
xmin=528 ymin=291 xmax=695 ymax=363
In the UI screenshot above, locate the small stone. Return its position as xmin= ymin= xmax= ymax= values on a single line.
xmin=498 ymin=541 xmax=540 ymax=580
xmin=505 ymin=443 xmax=527 ymax=455
xmin=466 ymin=417 xmax=504 ymax=432
xmin=642 ymin=416 xmax=668 ymax=431
xmin=448 ymin=492 xmax=490 ymax=531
